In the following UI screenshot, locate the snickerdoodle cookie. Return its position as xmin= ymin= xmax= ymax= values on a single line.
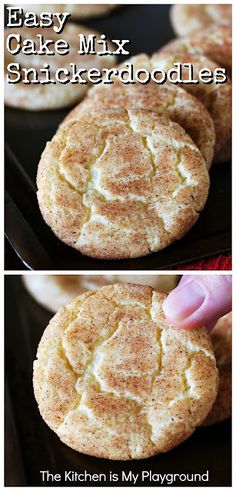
xmin=64 ymin=77 xmax=215 ymax=169
xmin=15 ymin=4 xmax=119 ymax=19
xmin=22 ymin=274 xmax=179 ymax=312
xmin=37 ymin=109 xmax=210 ymax=260
xmin=203 ymin=312 xmax=232 ymax=425
xmin=4 ymin=24 xmax=115 ymax=110
xmin=33 ymin=284 xmax=218 ymax=460
xmin=170 ymin=5 xmax=231 ymax=37
xmin=151 ymin=52 xmax=231 ymax=162
xmin=160 ymin=27 xmax=232 ymax=73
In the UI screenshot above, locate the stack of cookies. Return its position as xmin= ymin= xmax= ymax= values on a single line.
xmin=162 ymin=4 xmax=232 ymax=164
xmin=36 ymin=5 xmax=231 ymax=260
xmin=5 ymin=4 xmax=232 ymax=468
xmin=4 ymin=5 xmax=232 ymax=260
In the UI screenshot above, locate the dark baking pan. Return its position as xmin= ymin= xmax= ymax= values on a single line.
xmin=5 ymin=5 xmax=231 ymax=270
xmin=5 ymin=276 xmax=232 ymax=486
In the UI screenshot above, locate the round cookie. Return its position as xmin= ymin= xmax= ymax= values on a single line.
xmin=170 ymin=5 xmax=232 ymax=37
xmin=151 ymin=52 xmax=232 ymax=161
xmin=160 ymin=27 xmax=232 ymax=73
xmin=37 ymin=109 xmax=210 ymax=260
xmin=4 ymin=24 xmax=115 ymax=110
xmin=203 ymin=312 xmax=232 ymax=426
xmin=64 ymin=76 xmax=215 ymax=169
xmin=17 ymin=4 xmax=119 ymax=19
xmin=33 ymin=283 xmax=219 ymax=460
xmin=22 ymin=274 xmax=179 ymax=312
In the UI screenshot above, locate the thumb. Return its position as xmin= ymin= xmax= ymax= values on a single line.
xmin=163 ymin=275 xmax=232 ymax=330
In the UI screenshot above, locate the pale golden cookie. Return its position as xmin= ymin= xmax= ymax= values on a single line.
xmin=33 ymin=284 xmax=218 ymax=460
xmin=37 ymin=109 xmax=209 ymax=260
xmin=4 ymin=24 xmax=115 ymax=110
xmin=151 ymin=52 xmax=232 ymax=161
xmin=22 ymin=274 xmax=179 ymax=312
xmin=160 ymin=27 xmax=232 ymax=73
xmin=64 ymin=77 xmax=215 ymax=169
xmin=203 ymin=312 xmax=232 ymax=426
xmin=170 ymin=5 xmax=232 ymax=37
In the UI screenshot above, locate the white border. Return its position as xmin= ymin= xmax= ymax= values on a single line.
xmin=2 ymin=0 xmax=234 ymax=490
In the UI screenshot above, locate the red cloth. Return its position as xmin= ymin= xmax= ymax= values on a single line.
xmin=174 ymin=254 xmax=232 ymax=271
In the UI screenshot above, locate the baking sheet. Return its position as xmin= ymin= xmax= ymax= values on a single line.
xmin=5 ymin=5 xmax=231 ymax=270
xmin=5 ymin=276 xmax=232 ymax=486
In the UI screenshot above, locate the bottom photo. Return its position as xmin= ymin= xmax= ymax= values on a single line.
xmin=5 ymin=274 xmax=232 ymax=486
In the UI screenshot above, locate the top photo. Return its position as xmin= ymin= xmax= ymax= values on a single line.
xmin=4 ymin=3 xmax=232 ymax=270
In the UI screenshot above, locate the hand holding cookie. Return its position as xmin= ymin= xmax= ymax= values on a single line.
xmin=33 ymin=283 xmax=219 ymax=460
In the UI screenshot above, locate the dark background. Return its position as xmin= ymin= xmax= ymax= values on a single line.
xmin=5 ymin=276 xmax=232 ymax=486
xmin=5 ymin=4 xmax=231 ymax=270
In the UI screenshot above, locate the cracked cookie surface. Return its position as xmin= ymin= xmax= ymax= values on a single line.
xmin=170 ymin=5 xmax=231 ymax=37
xmin=63 ymin=75 xmax=215 ymax=169
xmin=160 ymin=26 xmax=232 ymax=73
xmin=151 ymin=52 xmax=231 ymax=162
xmin=37 ymin=108 xmax=209 ymax=260
xmin=203 ymin=312 xmax=232 ymax=426
xmin=33 ymin=284 xmax=218 ymax=460
xmin=4 ymin=24 xmax=115 ymax=110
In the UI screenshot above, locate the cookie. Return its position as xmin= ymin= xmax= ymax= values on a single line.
xmin=160 ymin=27 xmax=232 ymax=73
xmin=37 ymin=109 xmax=209 ymax=260
xmin=22 ymin=274 xmax=179 ymax=312
xmin=151 ymin=52 xmax=232 ymax=161
xmin=23 ymin=275 xmax=88 ymax=313
xmin=203 ymin=312 xmax=232 ymax=426
xmin=116 ymin=275 xmax=179 ymax=293
xmin=170 ymin=5 xmax=232 ymax=37
xmin=18 ymin=4 xmax=119 ymax=19
xmin=33 ymin=284 xmax=218 ymax=460
xmin=4 ymin=24 xmax=115 ymax=110
xmin=64 ymin=75 xmax=215 ymax=169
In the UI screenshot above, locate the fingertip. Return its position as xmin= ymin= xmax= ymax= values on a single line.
xmin=163 ymin=280 xmax=205 ymax=322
